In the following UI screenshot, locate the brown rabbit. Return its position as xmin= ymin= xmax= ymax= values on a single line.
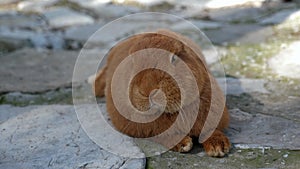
xmin=93 ymin=29 xmax=230 ymax=157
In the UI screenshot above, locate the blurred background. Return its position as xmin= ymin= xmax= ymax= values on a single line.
xmin=0 ymin=0 xmax=300 ymax=169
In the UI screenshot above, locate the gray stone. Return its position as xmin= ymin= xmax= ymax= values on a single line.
xmin=90 ymin=4 xmax=140 ymax=18
xmin=268 ymin=41 xmax=300 ymax=79
xmin=0 ymin=28 xmax=64 ymax=49
xmin=217 ymin=78 xmax=269 ymax=95
xmin=69 ymin=0 xmax=139 ymax=18
xmin=260 ymin=9 xmax=300 ymax=25
xmin=171 ymin=19 xmax=221 ymax=31
xmin=68 ymin=0 xmax=111 ymax=8
xmin=65 ymin=18 xmax=172 ymax=48
xmin=228 ymin=108 xmax=300 ymax=150
xmin=0 ymin=0 xmax=20 ymax=5
xmin=204 ymin=24 xmax=273 ymax=44
xmin=0 ymin=13 xmax=45 ymax=30
xmin=208 ymin=7 xmax=264 ymax=23
xmin=64 ymin=22 xmax=105 ymax=45
xmin=0 ymin=48 xmax=102 ymax=93
xmin=17 ymin=0 xmax=59 ymax=13
xmin=202 ymin=47 xmax=227 ymax=65
xmin=0 ymin=105 xmax=145 ymax=169
xmin=43 ymin=7 xmax=94 ymax=29
xmin=205 ymin=0 xmax=265 ymax=9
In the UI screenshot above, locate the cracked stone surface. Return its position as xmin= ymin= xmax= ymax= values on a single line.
xmin=0 ymin=105 xmax=145 ymax=169
xmin=0 ymin=48 xmax=102 ymax=93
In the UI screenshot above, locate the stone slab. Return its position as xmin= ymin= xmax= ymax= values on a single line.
xmin=0 ymin=105 xmax=145 ymax=169
xmin=0 ymin=13 xmax=45 ymax=30
xmin=208 ymin=7 xmax=264 ymax=22
xmin=0 ymin=48 xmax=102 ymax=93
xmin=217 ymin=78 xmax=269 ymax=95
xmin=268 ymin=41 xmax=300 ymax=79
xmin=0 ymin=28 xmax=64 ymax=49
xmin=204 ymin=24 xmax=272 ymax=44
xmin=205 ymin=0 xmax=264 ymax=9
xmin=43 ymin=7 xmax=94 ymax=29
xmin=228 ymin=108 xmax=300 ymax=150
xmin=171 ymin=19 xmax=221 ymax=31
xmin=260 ymin=9 xmax=300 ymax=25
xmin=17 ymin=0 xmax=59 ymax=13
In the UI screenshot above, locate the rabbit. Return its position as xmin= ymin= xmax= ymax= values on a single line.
xmin=93 ymin=29 xmax=230 ymax=157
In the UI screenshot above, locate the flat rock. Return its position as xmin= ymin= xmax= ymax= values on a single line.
xmin=205 ymin=0 xmax=264 ymax=9
xmin=0 ymin=48 xmax=102 ymax=93
xmin=171 ymin=19 xmax=221 ymax=31
xmin=90 ymin=4 xmax=140 ymax=18
xmin=64 ymin=22 xmax=105 ymax=46
xmin=0 ymin=13 xmax=45 ymax=30
xmin=43 ymin=7 xmax=94 ymax=29
xmin=217 ymin=78 xmax=269 ymax=95
xmin=69 ymin=0 xmax=139 ymax=18
xmin=0 ymin=0 xmax=20 ymax=5
xmin=0 ymin=105 xmax=145 ymax=169
xmin=268 ymin=41 xmax=300 ymax=79
xmin=260 ymin=9 xmax=300 ymax=25
xmin=208 ymin=7 xmax=264 ymax=23
xmin=17 ymin=0 xmax=59 ymax=13
xmin=204 ymin=24 xmax=272 ymax=44
xmin=228 ymin=108 xmax=300 ymax=150
xmin=65 ymin=17 xmax=173 ymax=48
xmin=0 ymin=28 xmax=64 ymax=49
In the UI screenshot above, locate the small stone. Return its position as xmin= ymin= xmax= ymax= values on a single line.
xmin=283 ymin=154 xmax=289 ymax=158
xmin=43 ymin=7 xmax=94 ymax=28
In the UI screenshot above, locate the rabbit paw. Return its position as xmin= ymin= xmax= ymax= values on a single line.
xmin=202 ymin=130 xmax=230 ymax=157
xmin=172 ymin=136 xmax=193 ymax=153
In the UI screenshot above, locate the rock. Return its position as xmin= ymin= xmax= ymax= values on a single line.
xmin=217 ymin=78 xmax=269 ymax=95
xmin=65 ymin=16 xmax=172 ymax=48
xmin=228 ymin=108 xmax=300 ymax=150
xmin=17 ymin=0 xmax=59 ymax=13
xmin=202 ymin=47 xmax=227 ymax=65
xmin=268 ymin=41 xmax=300 ymax=79
xmin=204 ymin=24 xmax=272 ymax=44
xmin=0 ymin=0 xmax=20 ymax=5
xmin=0 ymin=105 xmax=145 ymax=169
xmin=171 ymin=19 xmax=221 ymax=31
xmin=64 ymin=22 xmax=105 ymax=47
xmin=0 ymin=28 xmax=64 ymax=49
xmin=91 ymin=4 xmax=140 ymax=18
xmin=68 ymin=0 xmax=111 ymax=7
xmin=0 ymin=13 xmax=45 ymax=30
xmin=0 ymin=48 xmax=102 ymax=93
xmin=69 ymin=0 xmax=139 ymax=18
xmin=43 ymin=7 xmax=94 ymax=29
xmin=205 ymin=0 xmax=264 ymax=9
xmin=260 ymin=9 xmax=300 ymax=25
xmin=208 ymin=7 xmax=264 ymax=23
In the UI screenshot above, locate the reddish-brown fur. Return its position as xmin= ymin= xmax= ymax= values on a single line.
xmin=94 ymin=30 xmax=230 ymax=157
